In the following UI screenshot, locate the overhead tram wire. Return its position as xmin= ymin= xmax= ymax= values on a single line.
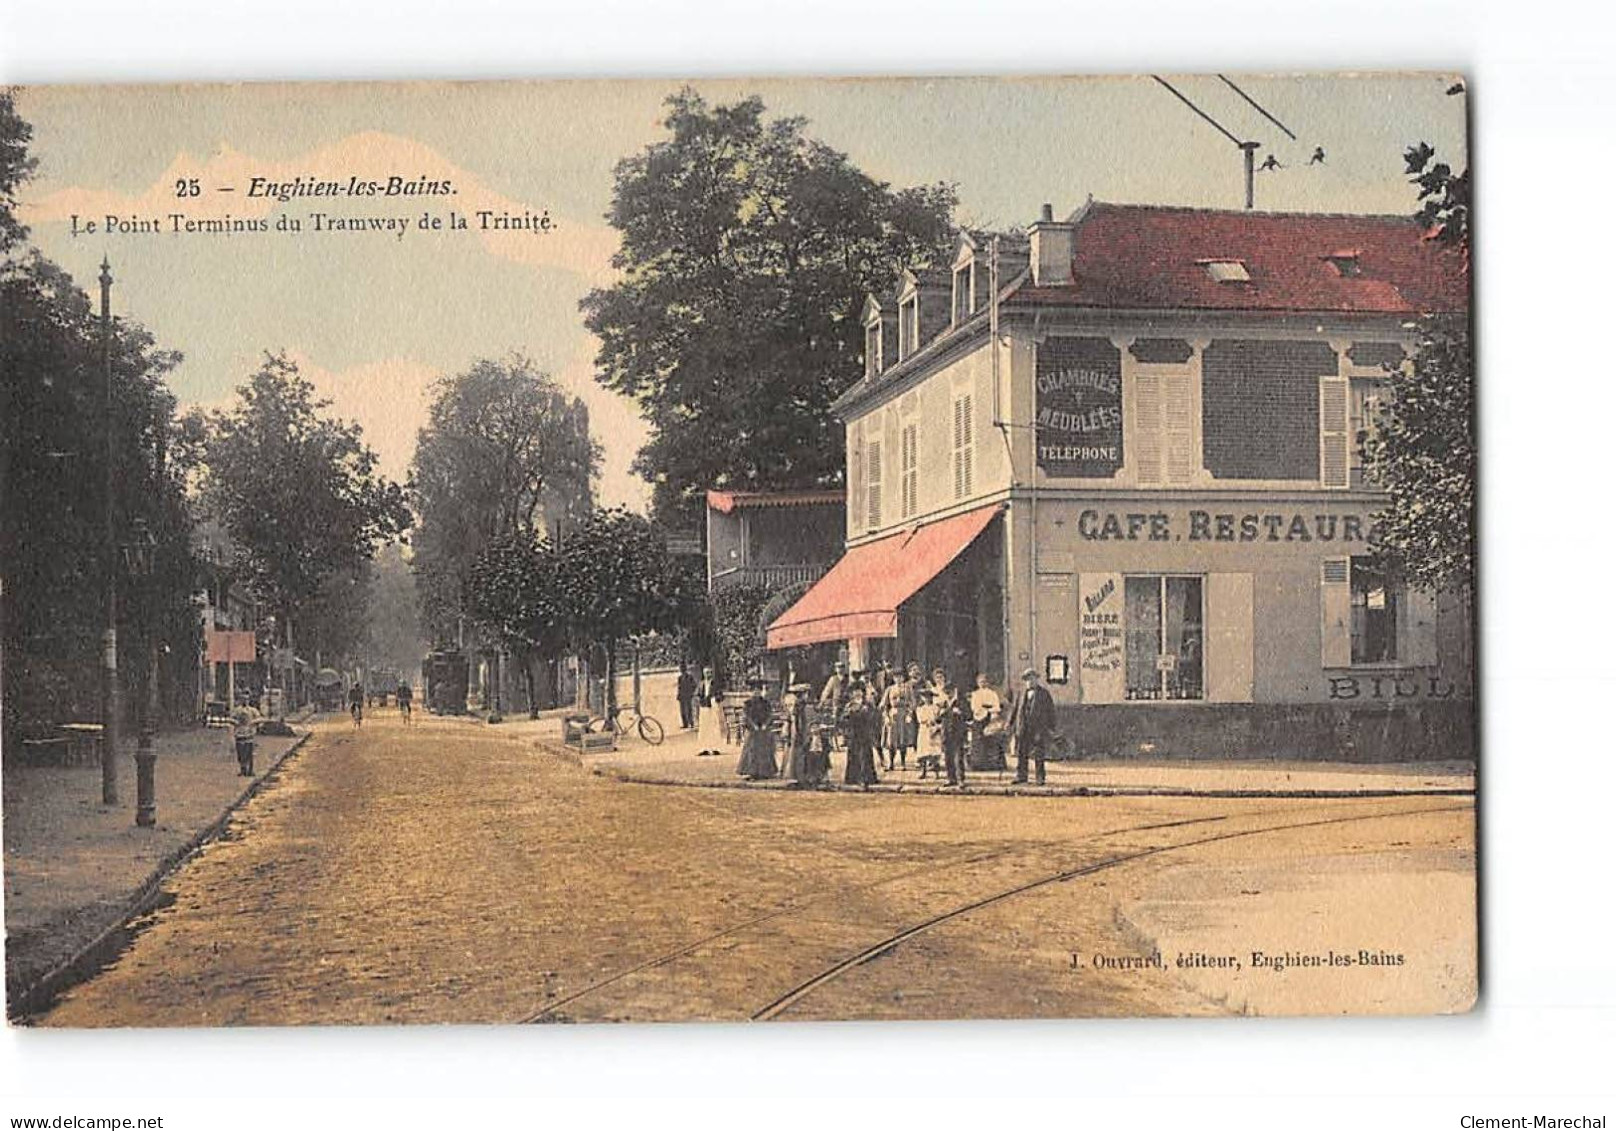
xmin=1150 ymin=75 xmax=1262 ymax=209
xmin=1216 ymin=74 xmax=1298 ymax=142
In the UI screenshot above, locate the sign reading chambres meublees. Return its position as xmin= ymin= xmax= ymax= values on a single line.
xmin=1036 ymin=337 xmax=1123 ymax=478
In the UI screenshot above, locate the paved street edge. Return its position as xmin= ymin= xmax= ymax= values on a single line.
xmin=5 ymin=731 xmax=312 ymax=1024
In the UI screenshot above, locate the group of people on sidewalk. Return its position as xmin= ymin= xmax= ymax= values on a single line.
xmin=677 ymin=659 xmax=1058 ymax=791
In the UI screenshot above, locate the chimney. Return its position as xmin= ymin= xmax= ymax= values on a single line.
xmin=1028 ymin=202 xmax=1075 ymax=286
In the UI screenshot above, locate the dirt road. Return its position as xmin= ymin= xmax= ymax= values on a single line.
xmin=36 ymin=713 xmax=1476 ymax=1026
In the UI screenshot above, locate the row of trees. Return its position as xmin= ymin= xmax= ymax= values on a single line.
xmin=3 ymin=91 xmax=413 ymax=741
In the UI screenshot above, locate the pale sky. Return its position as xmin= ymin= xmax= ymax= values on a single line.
xmin=13 ymin=75 xmax=1467 ymax=508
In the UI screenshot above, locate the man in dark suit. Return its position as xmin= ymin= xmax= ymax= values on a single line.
xmin=1004 ymin=667 xmax=1056 ymax=785
xmin=676 ymin=662 xmax=696 ymax=730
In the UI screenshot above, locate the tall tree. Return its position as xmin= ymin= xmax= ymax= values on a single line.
xmin=582 ymin=89 xmax=957 ymax=529
xmin=1365 ymin=140 xmax=1473 ymax=593
xmin=3 ymin=93 xmax=197 ymax=737
xmin=546 ymin=508 xmax=700 ymax=708
xmin=0 ymin=90 xmax=37 ymax=254
xmin=409 ymin=356 xmax=599 ymax=646
xmin=200 ymin=353 xmax=410 ymax=657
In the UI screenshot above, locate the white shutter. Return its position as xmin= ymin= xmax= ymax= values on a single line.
xmin=1321 ymin=558 xmax=1352 ymax=667
xmin=866 ymin=438 xmax=883 ymax=529
xmin=1134 ymin=372 xmax=1163 ymax=485
xmin=901 ymin=424 xmax=917 ymax=518
xmin=849 ymin=422 xmax=864 ymax=535
xmin=1399 ymin=586 xmax=1438 ymax=667
xmin=1206 ymin=573 xmax=1255 ymax=703
xmin=1163 ymin=371 xmax=1194 ymax=484
xmin=958 ymin=393 xmax=975 ymax=497
xmin=1320 ymin=376 xmax=1350 ymax=489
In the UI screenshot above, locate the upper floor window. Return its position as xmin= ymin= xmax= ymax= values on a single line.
xmin=866 ymin=438 xmax=884 ymax=529
xmin=864 ymin=321 xmax=883 ymax=378
xmin=898 ymin=297 xmax=919 ymax=360
xmin=1349 ymin=377 xmax=1388 ymax=488
xmin=952 ymin=393 xmax=975 ymax=499
xmin=952 ymin=263 xmax=974 ymax=325
xmin=900 ymin=423 xmax=918 ymax=519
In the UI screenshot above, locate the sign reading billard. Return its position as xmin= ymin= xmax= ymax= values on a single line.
xmin=1036 ymin=337 xmax=1123 ymax=478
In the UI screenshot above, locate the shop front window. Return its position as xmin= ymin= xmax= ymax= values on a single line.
xmin=1124 ymin=575 xmax=1205 ymax=701
xmin=1350 ymin=557 xmax=1400 ymax=664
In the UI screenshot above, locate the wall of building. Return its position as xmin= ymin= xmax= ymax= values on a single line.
xmin=845 ymin=338 xmax=1010 ymax=544
xmin=998 ymin=493 xmax=1474 ymax=760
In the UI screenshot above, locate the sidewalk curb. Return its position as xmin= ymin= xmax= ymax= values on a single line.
xmin=7 ymin=730 xmax=313 ymax=1023
xmin=534 ymin=740 xmax=1475 ymax=801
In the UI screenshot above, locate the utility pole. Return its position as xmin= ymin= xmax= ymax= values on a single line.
xmin=99 ymin=257 xmax=121 ymax=807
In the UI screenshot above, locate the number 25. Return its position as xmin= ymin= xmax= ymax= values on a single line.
xmin=175 ymin=178 xmax=201 ymax=198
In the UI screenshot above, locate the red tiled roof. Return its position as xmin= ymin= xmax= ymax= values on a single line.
xmin=706 ymin=488 xmax=846 ymax=515
xmin=1014 ymin=202 xmax=1467 ymax=315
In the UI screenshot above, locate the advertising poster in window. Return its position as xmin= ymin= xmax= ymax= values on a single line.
xmin=1035 ymin=336 xmax=1123 ymax=478
xmin=1080 ymin=572 xmax=1126 ymax=703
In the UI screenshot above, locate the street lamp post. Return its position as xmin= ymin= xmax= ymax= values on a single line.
xmin=99 ymin=257 xmax=121 ymax=807
xmin=123 ymin=517 xmax=158 ymax=827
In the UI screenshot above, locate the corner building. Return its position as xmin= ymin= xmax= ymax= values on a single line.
xmin=768 ymin=201 xmax=1472 ymax=760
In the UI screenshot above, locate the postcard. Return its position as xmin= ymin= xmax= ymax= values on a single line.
xmin=1 ymin=74 xmax=1475 ymax=1025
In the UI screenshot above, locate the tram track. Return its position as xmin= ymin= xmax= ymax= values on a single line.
xmin=752 ymin=799 xmax=1472 ymax=1020
xmin=520 ymin=797 xmax=1468 ymax=1023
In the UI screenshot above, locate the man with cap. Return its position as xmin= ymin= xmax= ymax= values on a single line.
xmin=1004 ymin=666 xmax=1056 ymax=785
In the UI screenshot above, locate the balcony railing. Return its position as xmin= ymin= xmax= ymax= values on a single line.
xmin=711 ymin=562 xmax=831 ymax=591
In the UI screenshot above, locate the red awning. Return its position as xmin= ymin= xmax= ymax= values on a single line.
xmin=766 ymin=504 xmax=1002 ymax=649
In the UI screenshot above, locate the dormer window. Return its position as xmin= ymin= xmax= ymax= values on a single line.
xmin=952 ymin=262 xmax=974 ymax=325
xmin=864 ymin=319 xmax=884 ymax=378
xmin=1324 ymin=249 xmax=1362 ymax=277
xmin=1200 ymin=258 xmax=1251 ymax=283
xmin=898 ymin=296 xmax=919 ymax=360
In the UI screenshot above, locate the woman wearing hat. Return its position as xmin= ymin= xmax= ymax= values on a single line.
xmin=695 ymin=667 xmax=728 ymax=756
xmin=879 ymin=664 xmax=919 ymax=771
xmin=838 ymin=683 xmax=880 ymax=790
xmin=781 ymin=681 xmax=819 ymax=786
xmin=736 ymin=679 xmax=779 ymax=780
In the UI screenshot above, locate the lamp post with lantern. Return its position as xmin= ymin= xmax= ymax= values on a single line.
xmin=123 ymin=516 xmax=159 ymax=828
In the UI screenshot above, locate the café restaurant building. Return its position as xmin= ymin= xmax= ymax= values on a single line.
xmin=767 ymin=201 xmax=1473 ymax=760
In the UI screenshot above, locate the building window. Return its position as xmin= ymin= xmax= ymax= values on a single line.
xmin=952 ymin=263 xmax=974 ymax=325
xmin=1124 ymin=575 xmax=1205 ymax=701
xmin=900 ymin=423 xmax=918 ymax=519
xmin=1349 ymin=377 xmax=1387 ymax=488
xmin=865 ymin=321 xmax=883 ymax=378
xmin=951 ymin=393 xmax=974 ymax=499
xmin=1200 ymin=259 xmax=1250 ymax=283
xmin=1350 ymin=557 xmax=1401 ymax=664
xmin=866 ymin=438 xmax=883 ymax=529
xmin=899 ymin=297 xmax=919 ymax=360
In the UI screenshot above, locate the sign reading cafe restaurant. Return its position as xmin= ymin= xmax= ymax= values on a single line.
xmin=1036 ymin=337 xmax=1123 ymax=478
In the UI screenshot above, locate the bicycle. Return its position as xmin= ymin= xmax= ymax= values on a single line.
xmin=586 ymin=703 xmax=665 ymax=746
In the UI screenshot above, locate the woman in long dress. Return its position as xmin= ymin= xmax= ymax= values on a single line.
xmin=782 ymin=682 xmax=815 ymax=785
xmin=736 ymin=683 xmax=778 ymax=780
xmin=840 ymin=685 xmax=881 ymax=790
xmin=880 ymin=670 xmax=917 ymax=771
xmin=695 ymin=667 xmax=729 ymax=756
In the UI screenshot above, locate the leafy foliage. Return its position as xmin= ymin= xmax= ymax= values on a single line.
xmin=0 ymin=91 xmax=37 ymax=254
xmin=707 ymin=583 xmax=774 ymax=687
xmin=200 ymin=353 xmax=410 ymax=640
xmin=1 ymin=250 xmax=196 ymax=734
xmin=410 ymin=356 xmax=598 ymax=645
xmin=547 ymin=508 xmax=699 ymax=656
xmin=1365 ymin=144 xmax=1473 ymax=593
xmin=582 ymin=89 xmax=957 ymax=529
